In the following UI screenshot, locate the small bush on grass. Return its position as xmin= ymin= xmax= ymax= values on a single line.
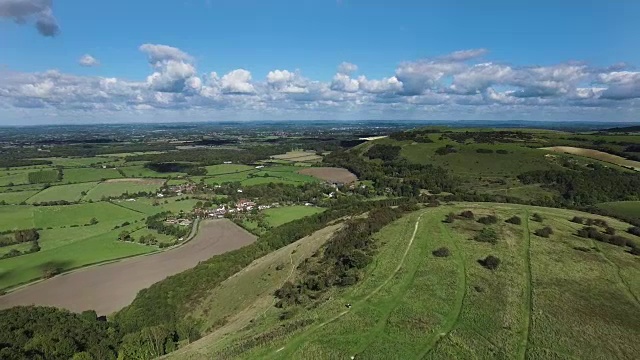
xmin=477 ymin=215 xmax=498 ymax=225
xmin=628 ymin=226 xmax=640 ymax=236
xmin=443 ymin=213 xmax=456 ymax=223
xmin=531 ymin=213 xmax=543 ymax=222
xmin=432 ymin=247 xmax=451 ymax=257
xmin=459 ymin=210 xmax=474 ymax=220
xmin=474 ymin=227 xmax=498 ymax=244
xmin=505 ymin=216 xmax=521 ymax=225
xmin=534 ymin=226 xmax=554 ymax=238
xmin=571 ymin=216 xmax=585 ymax=224
xmin=479 ymin=255 xmax=500 ymax=270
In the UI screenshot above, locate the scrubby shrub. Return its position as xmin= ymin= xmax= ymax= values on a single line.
xmin=628 ymin=226 xmax=640 ymax=236
xmin=459 ymin=210 xmax=474 ymax=219
xmin=586 ymin=218 xmax=609 ymax=228
xmin=432 ymin=247 xmax=451 ymax=257
xmin=605 ymin=227 xmax=616 ymax=235
xmin=476 ymin=148 xmax=494 ymax=154
xmin=435 ymin=145 xmax=457 ymax=155
xmin=479 ymin=255 xmax=501 ymax=270
xmin=571 ymin=216 xmax=585 ymax=224
xmin=505 ymin=216 xmax=521 ymax=225
xmin=534 ymin=226 xmax=554 ymax=238
xmin=531 ymin=213 xmax=543 ymax=222
xmin=474 ymin=227 xmax=498 ymax=244
xmin=496 ymin=149 xmax=509 ymax=154
xmin=444 ymin=213 xmax=456 ymax=223
xmin=477 ymin=215 xmax=498 ymax=225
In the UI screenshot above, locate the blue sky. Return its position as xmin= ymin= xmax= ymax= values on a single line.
xmin=1 ymin=0 xmax=639 ymax=124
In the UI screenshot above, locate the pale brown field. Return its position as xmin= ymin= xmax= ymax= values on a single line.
xmin=0 ymin=219 xmax=256 ymax=315
xmin=541 ymin=146 xmax=640 ymax=171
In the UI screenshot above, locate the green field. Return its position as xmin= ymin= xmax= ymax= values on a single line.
xmin=0 ymin=224 xmax=152 ymax=290
xmin=0 ymin=201 xmax=148 ymax=289
xmin=205 ymin=164 xmax=255 ymax=175
xmin=263 ymin=206 xmax=326 ymax=227
xmin=62 ymin=168 xmax=123 ymax=183
xmin=202 ymin=165 xmax=319 ymax=186
xmin=0 ymin=202 xmax=142 ymax=232
xmin=0 ymin=206 xmax=36 ymax=231
xmin=0 ymin=170 xmax=31 ymax=187
xmin=597 ymin=201 xmax=640 ymax=219
xmin=83 ymin=180 xmax=164 ymax=201
xmin=114 ymin=197 xmax=200 ymax=215
xmin=27 ymin=182 xmax=99 ymax=203
xmin=0 ymin=191 xmax=39 ymax=204
xmin=172 ymin=203 xmax=640 ymax=359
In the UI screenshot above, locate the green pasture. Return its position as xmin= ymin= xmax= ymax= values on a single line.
xmin=83 ymin=181 xmax=164 ymax=201
xmin=596 ymin=201 xmax=640 ymax=219
xmin=27 ymin=182 xmax=99 ymax=203
xmin=62 ymin=168 xmax=122 ymax=183
xmin=0 ymin=191 xmax=39 ymax=205
xmin=187 ymin=203 xmax=640 ymax=359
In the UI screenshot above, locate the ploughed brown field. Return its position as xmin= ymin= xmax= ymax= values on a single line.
xmin=298 ymin=167 xmax=358 ymax=184
xmin=0 ymin=219 xmax=256 ymax=315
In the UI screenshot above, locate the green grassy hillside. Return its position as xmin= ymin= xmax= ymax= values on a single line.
xmin=168 ymin=203 xmax=640 ymax=359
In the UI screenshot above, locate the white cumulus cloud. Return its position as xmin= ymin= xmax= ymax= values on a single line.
xmin=79 ymin=54 xmax=100 ymax=67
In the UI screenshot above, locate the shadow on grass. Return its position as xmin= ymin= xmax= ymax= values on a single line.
xmin=38 ymin=260 xmax=73 ymax=279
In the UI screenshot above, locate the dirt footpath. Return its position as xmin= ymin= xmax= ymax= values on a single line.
xmin=0 ymin=219 xmax=256 ymax=315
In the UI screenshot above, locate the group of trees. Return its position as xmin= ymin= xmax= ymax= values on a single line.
xmin=389 ymin=129 xmax=437 ymax=143
xmin=274 ymin=204 xmax=415 ymax=308
xmin=440 ymin=130 xmax=535 ymax=144
xmin=0 ymin=229 xmax=41 ymax=260
xmin=27 ymin=169 xmax=61 ymax=184
xmin=145 ymin=212 xmax=190 ymax=239
xmin=366 ymin=144 xmax=402 ymax=161
xmin=518 ymin=166 xmax=640 ymax=205
xmin=324 ymin=149 xmax=457 ymax=197
xmin=144 ymin=162 xmax=208 ymax=176
xmin=435 ymin=145 xmax=458 ymax=155
xmin=576 ymin=226 xmax=639 ymax=255
xmin=0 ymin=307 xmax=119 ymax=360
xmin=129 ymin=145 xmax=290 ymax=166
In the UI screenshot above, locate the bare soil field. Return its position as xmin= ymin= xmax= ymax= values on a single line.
xmin=298 ymin=167 xmax=358 ymax=183
xmin=0 ymin=219 xmax=256 ymax=315
xmin=541 ymin=146 xmax=640 ymax=171
xmin=104 ymin=178 xmax=165 ymax=185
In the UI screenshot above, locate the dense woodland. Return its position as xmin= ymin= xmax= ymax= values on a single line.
xmin=0 ymin=307 xmax=119 ymax=360
xmin=518 ymin=165 xmax=640 ymax=205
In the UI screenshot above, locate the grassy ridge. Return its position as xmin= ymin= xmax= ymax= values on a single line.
xmin=174 ymin=203 xmax=640 ymax=359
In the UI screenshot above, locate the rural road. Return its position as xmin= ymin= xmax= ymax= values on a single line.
xmin=0 ymin=219 xmax=256 ymax=315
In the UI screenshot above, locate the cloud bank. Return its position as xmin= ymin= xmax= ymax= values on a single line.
xmin=1 ymin=45 xmax=639 ymax=123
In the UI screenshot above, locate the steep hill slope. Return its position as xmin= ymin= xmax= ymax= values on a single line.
xmin=169 ymin=203 xmax=640 ymax=359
